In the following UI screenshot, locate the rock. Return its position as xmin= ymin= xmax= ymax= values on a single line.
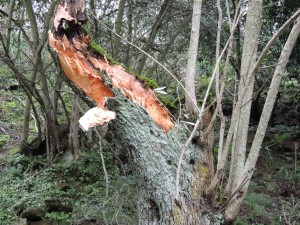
xmin=79 ymin=219 xmax=97 ymax=225
xmin=45 ymin=199 xmax=73 ymax=213
xmin=11 ymin=218 xmax=28 ymax=225
xmin=13 ymin=201 xmax=25 ymax=216
xmin=20 ymin=208 xmax=46 ymax=221
xmin=30 ymin=220 xmax=53 ymax=225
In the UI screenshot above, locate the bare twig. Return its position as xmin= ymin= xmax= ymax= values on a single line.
xmin=294 ymin=142 xmax=298 ymax=172
xmin=94 ymin=129 xmax=109 ymax=197
xmin=176 ymin=79 xmax=184 ymax=123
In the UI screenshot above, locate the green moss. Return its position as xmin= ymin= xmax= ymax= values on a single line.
xmin=10 ymin=147 xmax=20 ymax=156
xmin=88 ymin=40 xmax=118 ymax=65
xmin=88 ymin=38 xmax=180 ymax=112
xmin=137 ymin=75 xmax=159 ymax=89
xmin=191 ymin=162 xmax=209 ymax=197
xmin=0 ymin=134 xmax=9 ymax=148
xmin=123 ymin=67 xmax=161 ymax=91
xmin=126 ymin=66 xmax=136 ymax=74
xmin=159 ymin=95 xmax=179 ymax=109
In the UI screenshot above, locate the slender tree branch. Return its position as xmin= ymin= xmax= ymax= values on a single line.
xmin=89 ymin=12 xmax=200 ymax=113
xmin=175 ymin=12 xmax=243 ymax=198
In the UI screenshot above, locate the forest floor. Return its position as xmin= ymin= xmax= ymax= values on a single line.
xmin=235 ymin=126 xmax=300 ymax=225
xmin=0 ymin=84 xmax=299 ymax=225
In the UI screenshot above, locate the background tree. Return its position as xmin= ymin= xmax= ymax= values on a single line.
xmin=185 ymin=0 xmax=203 ymax=115
xmin=112 ymin=0 xmax=126 ymax=59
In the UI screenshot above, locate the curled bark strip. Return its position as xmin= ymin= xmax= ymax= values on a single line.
xmin=49 ymin=0 xmax=174 ymax=131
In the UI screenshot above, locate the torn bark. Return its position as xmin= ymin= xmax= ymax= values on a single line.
xmin=49 ymin=0 xmax=174 ymax=132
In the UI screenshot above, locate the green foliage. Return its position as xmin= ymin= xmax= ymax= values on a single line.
xmin=45 ymin=211 xmax=71 ymax=223
xmin=56 ymin=150 xmax=117 ymax=184
xmin=0 ymin=97 xmax=21 ymax=121
xmin=6 ymin=101 xmax=17 ymax=108
xmin=6 ymin=152 xmax=47 ymax=175
xmin=264 ymin=125 xmax=300 ymax=154
xmin=0 ymin=150 xmax=137 ymax=224
xmin=280 ymin=196 xmax=300 ymax=225
xmin=0 ymin=168 xmax=57 ymax=224
xmin=274 ymin=133 xmax=292 ymax=143
xmin=268 ymin=125 xmax=300 ymax=135
xmin=242 ymin=192 xmax=275 ymax=223
xmin=126 ymin=66 xmax=136 ymax=75
xmin=0 ymin=134 xmax=9 ymax=148
xmin=10 ymin=147 xmax=20 ymax=155
xmin=280 ymin=77 xmax=300 ymax=105
xmin=159 ymin=95 xmax=179 ymax=109
xmin=264 ymin=159 xmax=273 ymax=173
xmin=265 ymin=181 xmax=277 ymax=192
xmin=0 ymin=209 xmax=15 ymax=224
xmin=8 ymin=153 xmax=31 ymax=174
xmin=277 ymin=167 xmax=300 ymax=186
xmin=213 ymin=213 xmax=224 ymax=225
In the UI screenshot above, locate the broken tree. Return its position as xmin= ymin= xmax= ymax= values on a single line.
xmin=49 ymin=0 xmax=209 ymax=224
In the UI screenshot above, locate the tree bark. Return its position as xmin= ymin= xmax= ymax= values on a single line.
xmin=185 ymin=0 xmax=203 ymax=115
xmin=124 ymin=0 xmax=133 ymax=66
xmin=106 ymin=98 xmax=208 ymax=225
xmin=227 ymin=0 xmax=263 ymax=194
xmin=5 ymin=0 xmax=15 ymax=52
xmin=89 ymin=0 xmax=99 ymax=33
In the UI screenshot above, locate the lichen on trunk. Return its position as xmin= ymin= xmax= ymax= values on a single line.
xmin=106 ymin=98 xmax=208 ymax=225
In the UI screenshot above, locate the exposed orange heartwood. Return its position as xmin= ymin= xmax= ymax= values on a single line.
xmin=49 ymin=29 xmax=174 ymax=132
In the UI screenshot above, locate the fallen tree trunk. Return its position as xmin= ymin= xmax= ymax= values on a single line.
xmin=49 ymin=1 xmax=210 ymax=224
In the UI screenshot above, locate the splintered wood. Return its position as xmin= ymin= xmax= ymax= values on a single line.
xmin=49 ymin=0 xmax=174 ymax=132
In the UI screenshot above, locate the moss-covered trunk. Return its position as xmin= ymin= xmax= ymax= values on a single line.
xmin=106 ymin=98 xmax=209 ymax=225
